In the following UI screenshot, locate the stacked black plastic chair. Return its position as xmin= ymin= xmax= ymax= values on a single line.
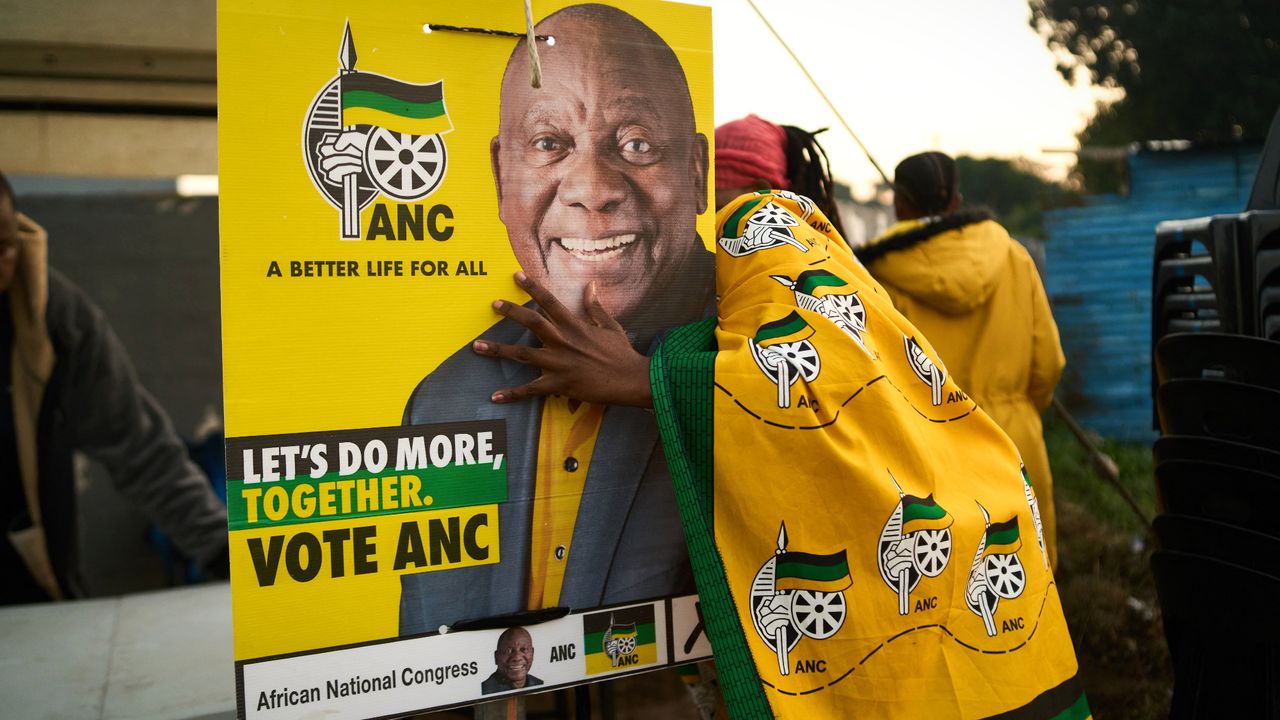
xmin=1149 ymin=110 xmax=1280 ymax=720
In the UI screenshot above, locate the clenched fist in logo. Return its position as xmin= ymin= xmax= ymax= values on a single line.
xmin=317 ymin=130 xmax=368 ymax=184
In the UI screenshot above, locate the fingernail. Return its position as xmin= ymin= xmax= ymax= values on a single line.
xmin=514 ymin=271 xmax=528 ymax=284
xmin=491 ymin=299 xmax=503 ymax=311
xmin=473 ymin=340 xmax=490 ymax=353
xmin=491 ymin=391 xmax=505 ymax=403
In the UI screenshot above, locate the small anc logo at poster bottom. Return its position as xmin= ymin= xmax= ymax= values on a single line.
xmin=582 ymin=605 xmax=658 ymax=675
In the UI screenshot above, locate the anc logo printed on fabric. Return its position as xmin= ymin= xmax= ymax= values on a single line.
xmin=877 ymin=471 xmax=954 ymax=616
xmin=1022 ymin=465 xmax=1050 ymax=569
xmin=751 ymin=312 xmax=822 ymax=408
xmin=718 ymin=197 xmax=808 ymax=257
xmin=904 ymin=335 xmax=946 ymax=406
xmin=750 ymin=522 xmax=851 ymax=677
xmin=770 ymin=270 xmax=873 ymax=357
xmin=965 ymin=503 xmax=1027 ymax=637
xmin=303 ymin=22 xmax=453 ymax=239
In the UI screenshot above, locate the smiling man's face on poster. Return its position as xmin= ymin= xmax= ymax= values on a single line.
xmin=491 ymin=5 xmax=709 ymax=327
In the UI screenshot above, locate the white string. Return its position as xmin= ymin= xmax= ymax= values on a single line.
xmin=523 ymin=0 xmax=542 ymax=88
xmin=746 ymin=0 xmax=890 ymax=186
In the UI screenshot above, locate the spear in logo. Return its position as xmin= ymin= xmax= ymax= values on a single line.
xmin=773 ymin=522 xmax=790 ymax=676
xmin=972 ymin=502 xmax=998 ymax=637
xmin=338 ymin=21 xmax=361 ymax=239
xmin=887 ymin=471 xmax=912 ymax=616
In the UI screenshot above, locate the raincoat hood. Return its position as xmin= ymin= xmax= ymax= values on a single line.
xmin=858 ymin=210 xmax=1012 ymax=316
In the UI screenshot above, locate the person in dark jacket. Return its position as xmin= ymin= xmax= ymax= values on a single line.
xmin=1 ymin=170 xmax=228 ymax=603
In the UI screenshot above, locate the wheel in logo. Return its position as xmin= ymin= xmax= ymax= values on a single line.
xmin=789 ymin=590 xmax=845 ymax=640
xmin=912 ymin=528 xmax=952 ymax=578
xmin=363 ymin=128 xmax=448 ymax=201
xmin=749 ymin=201 xmax=800 ymax=228
xmin=983 ymin=553 xmax=1026 ymax=599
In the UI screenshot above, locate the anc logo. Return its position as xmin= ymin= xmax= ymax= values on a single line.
xmin=749 ymin=522 xmax=851 ymax=677
xmin=582 ymin=606 xmax=657 ymax=674
xmin=751 ymin=312 xmax=821 ymax=409
xmin=303 ymin=21 xmax=453 ymax=239
xmin=771 ymin=270 xmax=873 ymax=357
xmin=718 ymin=198 xmax=808 ymax=257
xmin=877 ymin=470 xmax=954 ymax=615
xmin=965 ymin=502 xmax=1027 ymax=637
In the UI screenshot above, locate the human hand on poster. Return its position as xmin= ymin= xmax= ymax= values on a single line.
xmin=473 ymin=272 xmax=653 ymax=408
xmin=317 ymin=130 xmax=368 ymax=183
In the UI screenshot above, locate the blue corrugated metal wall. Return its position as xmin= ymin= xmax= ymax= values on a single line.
xmin=1044 ymin=148 xmax=1260 ymax=440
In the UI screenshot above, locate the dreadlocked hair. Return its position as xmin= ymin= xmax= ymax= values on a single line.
xmin=781 ymin=125 xmax=845 ymax=239
xmin=892 ymin=151 xmax=958 ymax=217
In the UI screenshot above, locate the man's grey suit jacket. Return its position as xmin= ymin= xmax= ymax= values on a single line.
xmin=398 ymin=318 xmax=695 ymax=636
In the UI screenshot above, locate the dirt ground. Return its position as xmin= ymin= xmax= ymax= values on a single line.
xmin=1054 ymin=497 xmax=1172 ymax=719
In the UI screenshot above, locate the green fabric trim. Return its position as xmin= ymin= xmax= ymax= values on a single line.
xmin=651 ymin=318 xmax=774 ymax=719
xmin=1050 ymin=693 xmax=1091 ymax=720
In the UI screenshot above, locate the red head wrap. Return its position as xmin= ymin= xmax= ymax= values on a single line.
xmin=714 ymin=114 xmax=790 ymax=191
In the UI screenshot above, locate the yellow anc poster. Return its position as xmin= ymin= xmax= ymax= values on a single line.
xmin=217 ymin=0 xmax=714 ymax=716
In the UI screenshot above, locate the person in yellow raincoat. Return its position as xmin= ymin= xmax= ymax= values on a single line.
xmin=469 ymin=184 xmax=1087 ymax=717
xmin=857 ymin=151 xmax=1066 ymax=567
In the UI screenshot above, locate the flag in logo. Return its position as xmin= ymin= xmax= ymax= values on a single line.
xmin=774 ymin=550 xmax=853 ymax=593
xmin=340 ymin=72 xmax=453 ymax=136
xmin=901 ymin=494 xmax=951 ymax=535
xmin=754 ymin=311 xmax=815 ymax=347
xmin=981 ymin=517 xmax=1022 ymax=559
xmin=790 ymin=270 xmax=848 ymax=297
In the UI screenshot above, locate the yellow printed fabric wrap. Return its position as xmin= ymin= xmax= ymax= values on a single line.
xmin=650 ymin=191 xmax=1089 ymax=719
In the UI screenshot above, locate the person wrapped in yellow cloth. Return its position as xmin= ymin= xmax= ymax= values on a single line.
xmin=470 ymin=191 xmax=1087 ymax=718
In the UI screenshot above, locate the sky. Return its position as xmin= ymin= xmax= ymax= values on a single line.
xmin=691 ymin=0 xmax=1119 ymax=199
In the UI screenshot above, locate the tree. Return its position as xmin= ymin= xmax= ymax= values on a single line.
xmin=1030 ymin=0 xmax=1280 ymax=189
xmin=954 ymin=156 xmax=1072 ymax=239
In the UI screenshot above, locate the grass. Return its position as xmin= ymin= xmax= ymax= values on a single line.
xmin=1044 ymin=414 xmax=1172 ymax=719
